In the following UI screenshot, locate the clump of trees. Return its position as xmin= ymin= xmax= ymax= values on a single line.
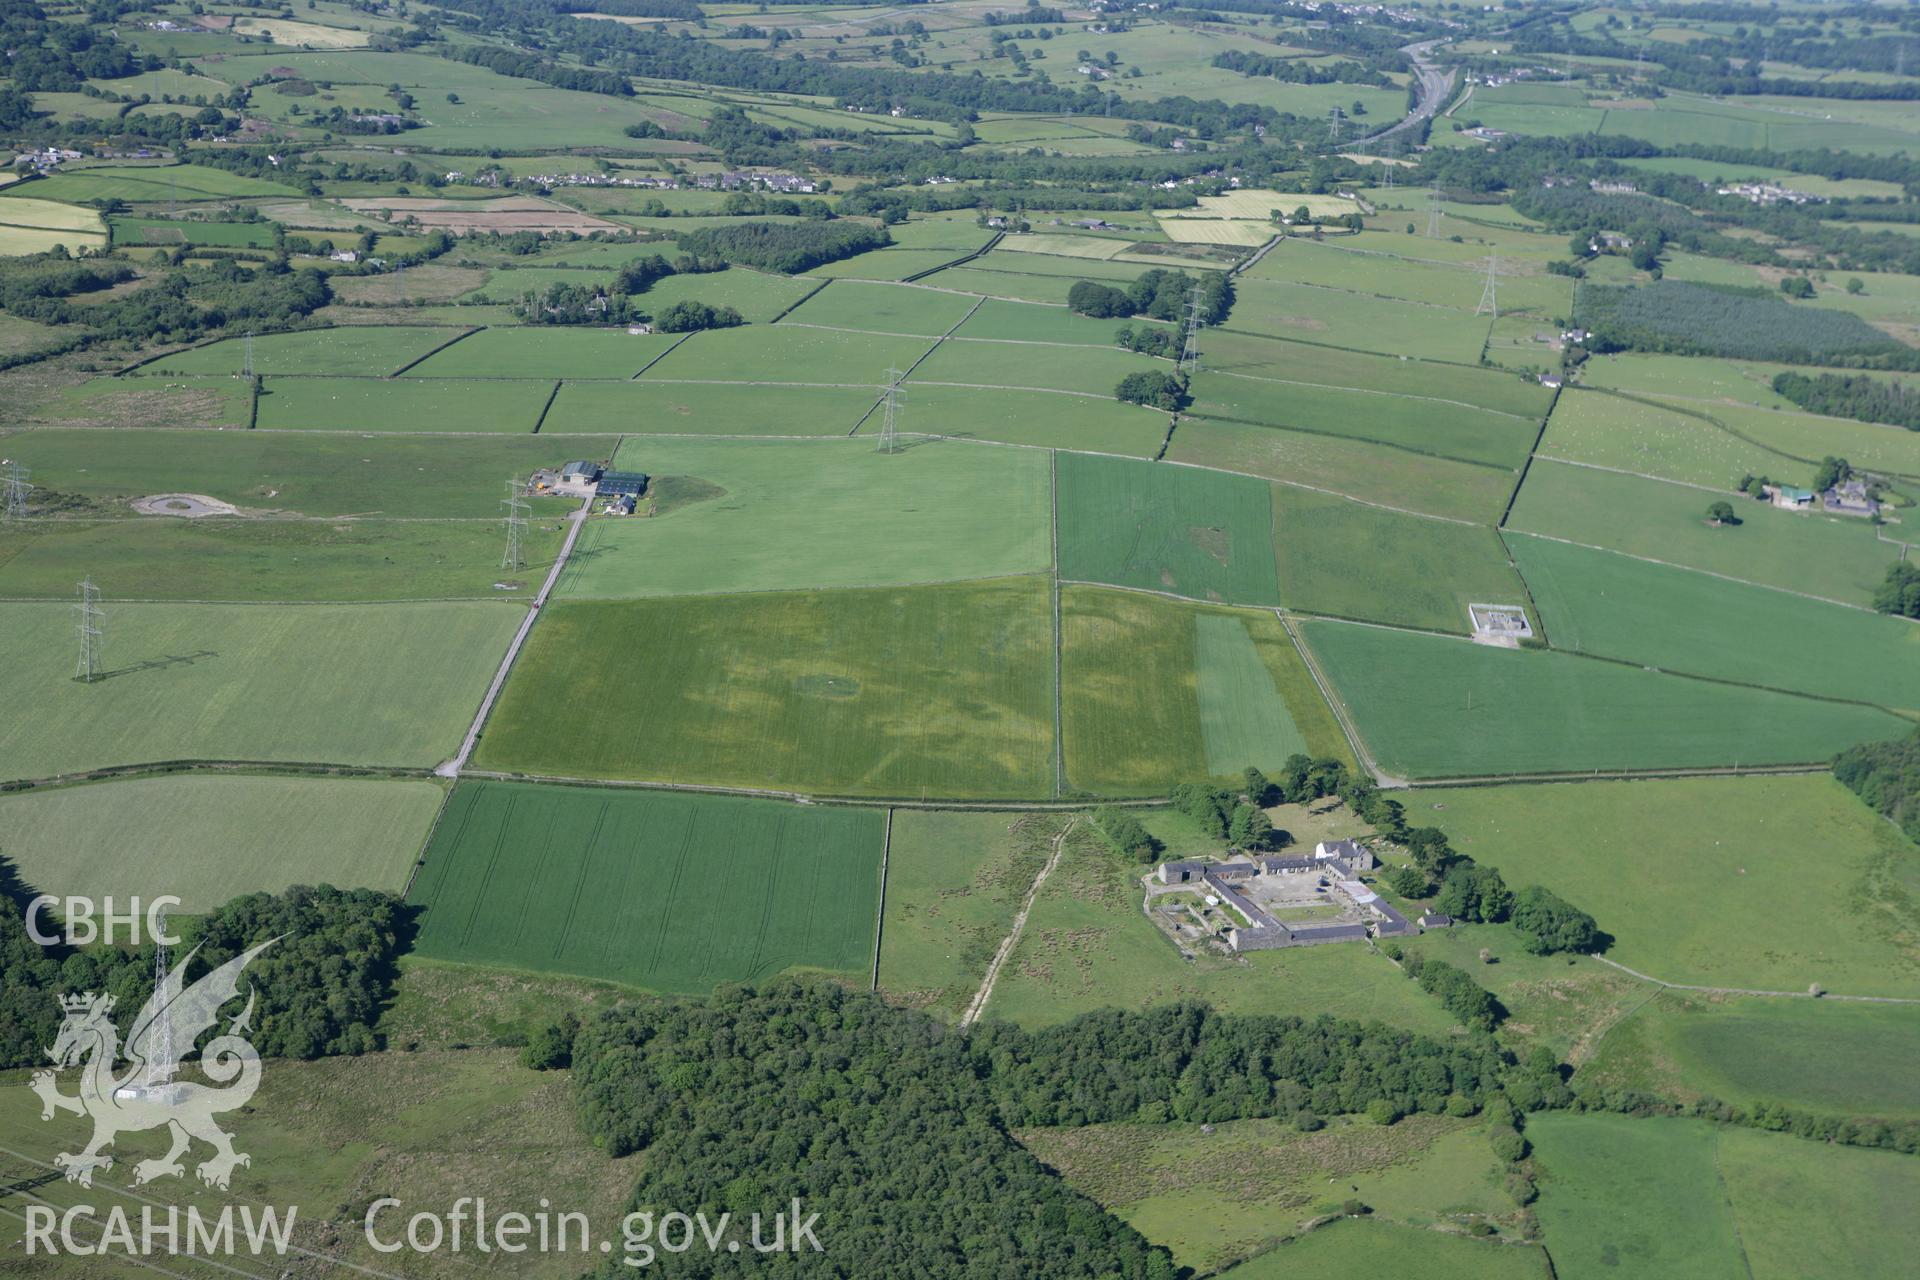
xmin=672 ymin=219 xmax=890 ymax=273
xmin=1091 ymin=807 xmax=1159 ymax=860
xmin=1068 ymin=268 xmax=1232 ymax=324
xmin=1387 ymin=824 xmax=1602 ymax=956
xmin=1834 ymin=730 xmax=1920 ymax=843
xmin=1872 ymin=563 xmax=1920 ymax=619
xmin=1114 ymin=321 xmax=1179 ymax=358
xmin=1115 ymin=369 xmax=1188 ymax=410
xmin=0 ymin=877 xmax=407 ymax=1070
xmin=1576 ymin=281 xmax=1911 ymax=367
xmin=653 ymin=299 xmax=744 ymax=332
xmin=1774 ymin=371 xmax=1920 ymax=431
xmin=1394 ymin=949 xmax=1502 ymax=1031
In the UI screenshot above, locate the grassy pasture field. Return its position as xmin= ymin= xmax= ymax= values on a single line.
xmin=873 ymin=383 xmax=1173 ymax=456
xmin=779 ymin=280 xmax=981 ymax=335
xmin=560 ymin=436 xmax=1049 ymax=596
xmin=108 ymin=216 xmax=278 ymax=249
xmin=0 ymin=601 xmax=519 ymax=780
xmin=983 ymin=821 xmax=1451 ymax=1031
xmin=0 ymin=311 xmax=71 ymax=361
xmin=953 ymin=299 xmax=1176 ymax=346
xmin=1166 ymin=419 xmax=1519 ymax=525
xmin=1216 ymin=1218 xmax=1548 ymax=1280
xmin=803 ymin=246 xmax=985 ymax=280
xmin=0 ymin=517 xmax=564 ymax=602
xmin=1225 ymin=279 xmax=1491 ymax=363
xmin=0 ymin=774 xmax=441 ymax=912
xmin=640 ymin=323 xmax=934 ymax=383
xmin=255 ymin=375 xmax=554 ymax=431
xmin=401 ymin=327 xmax=679 ymax=379
xmin=0 ymin=196 xmax=107 ymax=254
xmin=1529 ymin=1114 xmax=1920 ymax=1280
xmin=474 ymin=578 xmax=1056 ymax=799
xmin=1302 ymin=620 xmax=1909 ymax=779
xmin=1273 ymin=489 xmax=1528 ymax=634
xmin=1506 ymin=461 xmax=1900 ymax=607
xmin=410 ymin=782 xmax=881 ymax=992
xmin=0 ymin=428 xmax=576 ymax=517
xmin=1055 ymin=453 xmax=1280 ymax=606
xmin=1582 ymin=993 xmax=1920 ymax=1121
xmin=1190 ymin=371 xmax=1539 ymax=470
xmin=139 ymin=326 xmax=467 ymax=377
xmin=544 ymin=378 xmax=878 ymax=435
xmin=1155 ymin=219 xmax=1275 ymax=246
xmin=993 ymin=233 xmax=1131 ymax=261
xmin=3 ymin=164 xmax=298 ymax=203
xmin=912 ymin=336 xmax=1162 ymax=397
xmin=1248 ymin=237 xmax=1571 ymax=315
xmin=1023 ymin=1115 xmax=1530 ymax=1276
xmin=1060 ymin=587 xmax=1349 ymax=794
xmin=1418 ymin=775 xmax=1920 ymax=997
xmin=1203 ymin=329 xmax=1554 ymax=419
xmin=877 ymin=810 xmax=1068 ymax=1018
xmin=910 ymin=265 xmax=1107 ymax=305
xmin=1513 ymin=534 xmax=1920 ymax=711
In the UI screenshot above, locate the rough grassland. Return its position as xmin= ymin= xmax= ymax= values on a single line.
xmin=877 ymin=811 xmax=1068 ymax=1019
xmin=560 ymin=436 xmax=1050 ymax=597
xmin=1418 ymin=775 xmax=1920 ymax=997
xmin=0 ymin=518 xmax=565 ymax=603
xmin=1274 ymin=488 xmax=1526 ymax=633
xmin=1513 ymin=534 xmax=1920 ymax=711
xmin=618 ymin=267 xmax=819 ymax=323
xmin=0 ymin=601 xmax=520 ymax=780
xmin=543 ymin=379 xmax=879 ymax=435
xmin=640 ymin=324 xmax=934 ymax=383
xmin=1716 ymin=1127 xmax=1920 ymax=1280
xmin=778 ymin=280 xmax=980 ymax=336
xmin=984 ymin=823 xmax=1455 ymax=1032
xmin=410 ymin=782 xmax=880 ymax=992
xmin=402 ymin=328 xmax=679 ymax=380
xmin=911 ymin=338 xmax=1162 ymax=397
xmin=1216 ymin=1219 xmax=1548 ymax=1280
xmin=1056 ymin=453 xmax=1280 ymax=606
xmin=1583 ymin=992 xmax=1920 ymax=1121
xmin=1166 ymin=419 xmax=1517 ymax=525
xmin=1507 ymin=460 xmax=1898 ymax=607
xmin=1190 ymin=373 xmax=1539 ymax=470
xmin=139 ymin=326 xmax=466 ymax=377
xmin=256 ymin=376 xmax=554 ymax=432
xmin=475 ymin=579 xmax=1056 ymax=799
xmin=1302 ymin=620 xmax=1909 ymax=778
xmin=872 ymin=384 xmax=1172 ymax=457
xmin=0 ymin=429 xmax=577 ymax=517
xmin=1061 ymin=588 xmax=1350 ymax=795
xmin=0 ymin=775 xmax=441 ymax=912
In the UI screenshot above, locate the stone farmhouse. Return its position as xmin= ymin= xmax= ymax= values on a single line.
xmin=1155 ymin=840 xmax=1411 ymax=951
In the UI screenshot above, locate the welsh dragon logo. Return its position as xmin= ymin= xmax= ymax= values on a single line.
xmin=31 ymin=939 xmax=275 ymax=1190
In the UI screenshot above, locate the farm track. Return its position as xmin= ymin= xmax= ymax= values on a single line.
xmin=1587 ymin=955 xmax=1920 ymax=1006
xmin=960 ymin=817 xmax=1075 ymax=1027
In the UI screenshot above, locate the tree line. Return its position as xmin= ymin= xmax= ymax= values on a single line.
xmin=672 ymin=220 xmax=890 ymax=273
xmin=1577 ymin=281 xmax=1914 ymax=368
xmin=1773 ymin=370 xmax=1920 ymax=431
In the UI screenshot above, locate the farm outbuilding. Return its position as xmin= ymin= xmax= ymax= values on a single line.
xmin=597 ymin=471 xmax=650 ymax=498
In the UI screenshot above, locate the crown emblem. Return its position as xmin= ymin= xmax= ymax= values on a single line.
xmin=60 ymin=992 xmax=111 ymax=1014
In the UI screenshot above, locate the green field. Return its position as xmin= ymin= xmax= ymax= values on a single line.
xmin=1167 ymin=419 xmax=1519 ymax=525
xmin=5 ymin=163 xmax=298 ymax=203
xmin=1303 ymin=620 xmax=1909 ymax=778
xmin=1055 ymin=453 xmax=1280 ymax=606
xmin=0 ymin=517 xmax=565 ymax=602
xmin=1216 ymin=1219 xmax=1548 ymax=1280
xmin=1061 ymin=588 xmax=1350 ymax=795
xmin=410 ymin=781 xmax=881 ymax=992
xmin=640 ymin=324 xmax=934 ymax=383
xmin=109 ymin=216 xmax=280 ymax=249
xmin=778 ymin=280 xmax=980 ymax=335
xmin=138 ymin=326 xmax=466 ymax=377
xmin=475 ymin=578 xmax=1056 ymax=799
xmin=911 ymin=338 xmax=1163 ymax=397
xmin=557 ymin=436 xmax=1050 ymax=597
xmin=1225 ymin=279 xmax=1491 ymax=364
xmin=543 ymin=378 xmax=878 ymax=435
xmin=1246 ymin=236 xmax=1570 ymax=316
xmin=1529 ymin=1113 xmax=1920 ymax=1280
xmin=0 ymin=601 xmax=519 ymax=780
xmin=982 ymin=821 xmax=1454 ymax=1031
xmin=256 ymin=376 xmax=555 ymax=431
xmin=1584 ymin=992 xmax=1920 ymax=1121
xmin=877 ymin=810 xmax=1067 ymax=1017
xmin=0 ymin=429 xmax=578 ymax=517
xmin=1204 ymin=329 xmax=1555 ymax=419
xmin=1507 ymin=461 xmax=1899 ymax=607
xmin=19 ymin=375 xmax=253 ymax=429
xmin=1415 ymin=775 xmax=1920 ymax=997
xmin=1513 ymin=534 xmax=1920 ymax=711
xmin=873 ymin=383 xmax=1173 ymax=456
xmin=1274 ymin=490 xmax=1526 ymax=633
xmin=1190 ymin=372 xmax=1540 ymax=471
xmin=954 ymin=300 xmax=1177 ymax=346
xmin=0 ymin=774 xmax=441 ymax=912
xmin=403 ymin=327 xmax=680 ymax=379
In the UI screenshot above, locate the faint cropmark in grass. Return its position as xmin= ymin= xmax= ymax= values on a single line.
xmin=793 ymin=674 xmax=861 ymax=699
